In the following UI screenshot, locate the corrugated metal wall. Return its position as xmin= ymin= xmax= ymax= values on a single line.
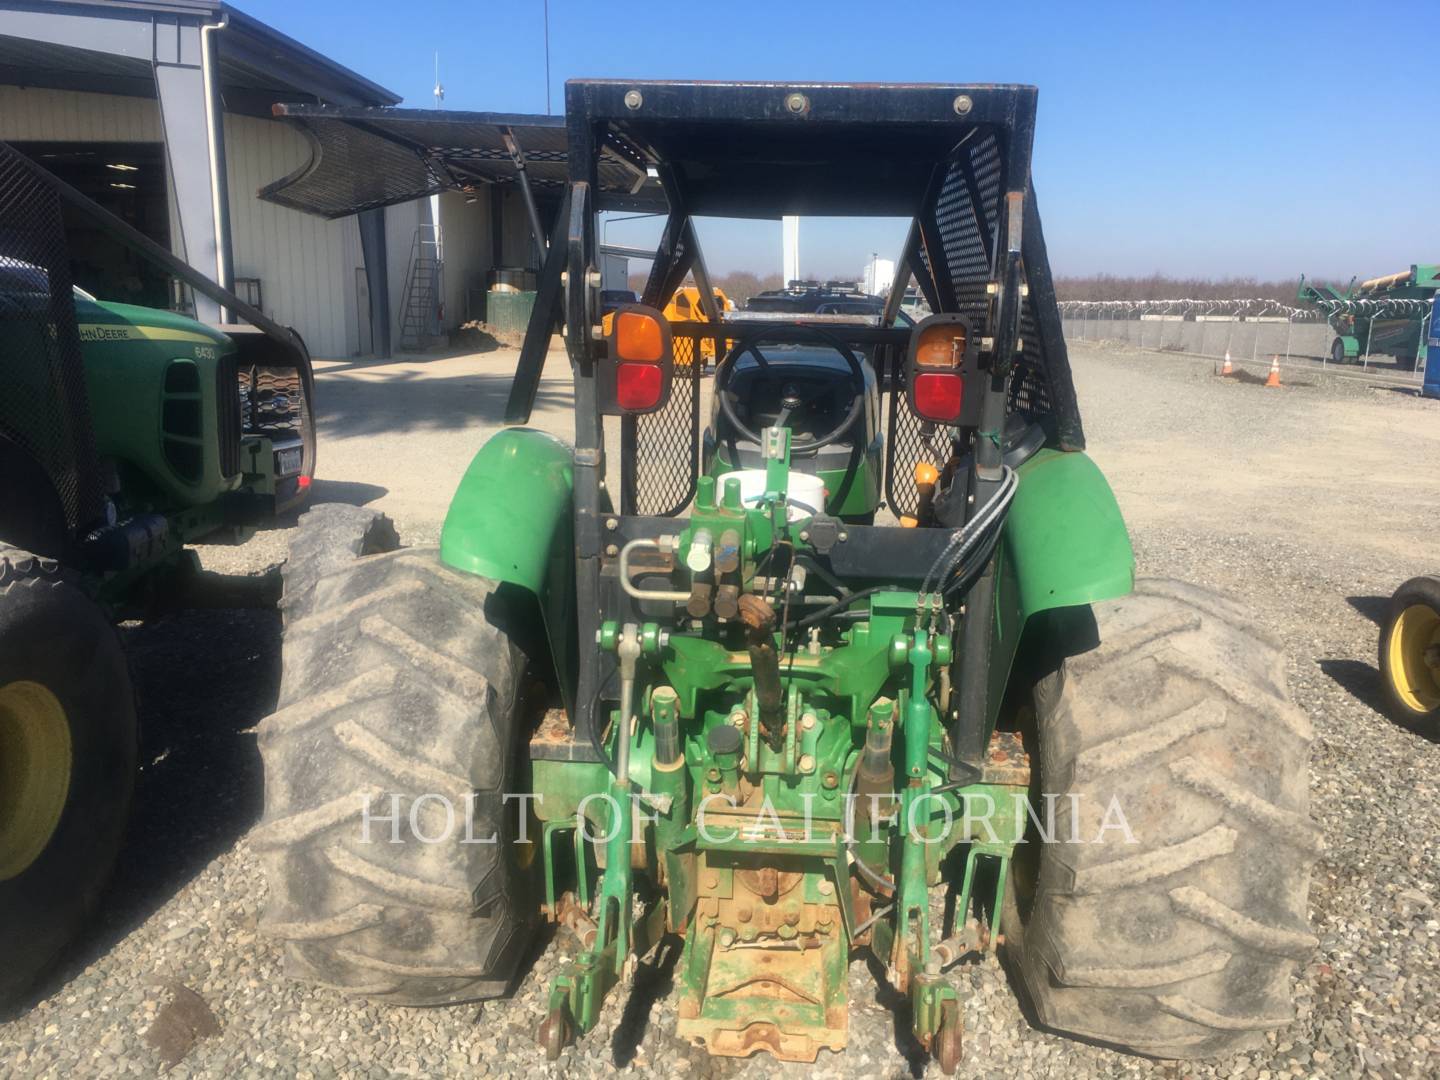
xmin=0 ymin=85 xmax=440 ymax=358
xmin=0 ymin=85 xmax=162 ymax=141
xmin=0 ymin=86 xmax=184 ymax=272
xmin=496 ymin=188 xmax=540 ymax=269
xmin=224 ymin=112 xmax=358 ymax=357
xmin=435 ymin=188 xmax=541 ymax=332
xmin=439 ymin=191 xmax=490 ymax=327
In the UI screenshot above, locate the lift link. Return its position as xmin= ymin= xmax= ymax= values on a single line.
xmin=861 ymin=630 xmax=963 ymax=1063
xmin=539 ymin=622 xmax=668 ymax=1060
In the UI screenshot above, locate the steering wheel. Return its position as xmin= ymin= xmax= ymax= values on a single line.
xmin=712 ymin=324 xmax=868 ymax=453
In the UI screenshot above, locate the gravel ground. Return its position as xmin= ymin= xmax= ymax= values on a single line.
xmin=3 ymin=341 xmax=1438 ymax=1079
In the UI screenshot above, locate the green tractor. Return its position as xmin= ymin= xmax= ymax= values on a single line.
xmin=256 ymin=81 xmax=1317 ymax=1069
xmin=0 ymin=140 xmax=315 ymax=1006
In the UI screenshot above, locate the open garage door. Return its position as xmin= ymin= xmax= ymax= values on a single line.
xmin=8 ymin=141 xmax=172 ymax=309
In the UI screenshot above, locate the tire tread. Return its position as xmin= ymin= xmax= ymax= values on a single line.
xmin=255 ymin=508 xmax=536 ymax=1005
xmin=1008 ymin=577 xmax=1317 ymax=1059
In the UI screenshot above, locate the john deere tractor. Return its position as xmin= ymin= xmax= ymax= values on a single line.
xmin=0 ymin=140 xmax=315 ymax=1006
xmin=257 ymin=81 xmax=1317 ymax=1069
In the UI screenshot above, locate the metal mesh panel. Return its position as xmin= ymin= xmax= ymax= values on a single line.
xmin=0 ymin=142 xmax=102 ymax=534
xmin=889 ymin=138 xmax=1002 ymax=517
xmin=624 ymin=332 xmax=703 ymax=516
xmin=885 ymin=384 xmax=946 ymax=518
xmin=937 ymin=132 xmax=1001 ymax=319
xmin=1008 ymin=283 xmax=1054 ymax=420
xmin=240 ymin=367 xmax=305 ymax=434
xmin=887 ymin=132 xmax=1083 ymax=511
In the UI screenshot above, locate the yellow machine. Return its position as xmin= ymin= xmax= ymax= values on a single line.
xmin=664 ymin=285 xmax=733 ymax=360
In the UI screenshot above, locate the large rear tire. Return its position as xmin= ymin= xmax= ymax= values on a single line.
xmin=0 ymin=548 xmax=137 ymax=1008
xmin=1003 ymin=579 xmax=1318 ymax=1058
xmin=255 ymin=506 xmax=541 ymax=1004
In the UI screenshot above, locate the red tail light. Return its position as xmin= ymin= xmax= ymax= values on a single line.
xmin=912 ymin=372 xmax=964 ymax=422
xmin=616 ymin=362 xmax=663 ymax=410
xmin=604 ymin=303 xmax=673 ymax=415
xmin=906 ymin=313 xmax=976 ymax=426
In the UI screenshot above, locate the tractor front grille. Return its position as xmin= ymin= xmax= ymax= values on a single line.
xmin=240 ymin=366 xmax=304 ymax=435
xmin=161 ymin=359 xmax=203 ymax=483
xmin=217 ymin=353 xmax=241 ymax=477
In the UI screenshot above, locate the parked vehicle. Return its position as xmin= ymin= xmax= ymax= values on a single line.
xmin=257 ymin=81 xmax=1316 ymax=1072
xmin=0 ymin=140 xmax=315 ymax=1007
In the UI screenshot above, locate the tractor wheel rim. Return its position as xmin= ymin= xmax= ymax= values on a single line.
xmin=0 ymin=680 xmax=73 ymax=880
xmin=1387 ymin=604 xmax=1440 ymax=714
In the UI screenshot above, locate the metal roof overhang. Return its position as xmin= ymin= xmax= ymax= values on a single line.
xmin=0 ymin=1 xmax=400 ymax=113
xmin=258 ymin=103 xmax=665 ymax=220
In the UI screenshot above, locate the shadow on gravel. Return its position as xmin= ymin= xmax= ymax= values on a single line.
xmin=8 ymin=606 xmax=282 ymax=1015
xmin=1319 ymin=657 xmax=1440 ymax=745
xmin=317 ymin=371 xmax=572 ymax=438
xmin=303 ymin=479 xmax=388 ymax=508
xmin=610 ymin=934 xmax=683 ymax=1068
xmin=1345 ymin=595 xmax=1389 ymax=626
xmin=259 ymin=484 xmax=390 ymax=534
xmin=1318 ymin=658 xmax=1388 ymax=715
xmin=863 ymin=953 xmax=929 ymax=1077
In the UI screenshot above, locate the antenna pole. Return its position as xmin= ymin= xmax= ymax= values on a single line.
xmin=543 ymin=0 xmax=552 ymax=114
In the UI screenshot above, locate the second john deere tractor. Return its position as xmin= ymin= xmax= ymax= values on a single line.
xmin=256 ymin=81 xmax=1318 ymax=1070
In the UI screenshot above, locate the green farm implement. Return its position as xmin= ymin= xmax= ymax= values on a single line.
xmin=1298 ymin=264 xmax=1438 ymax=369
xmin=0 ymin=140 xmax=315 ymax=1006
xmin=258 ymin=81 xmax=1318 ymax=1069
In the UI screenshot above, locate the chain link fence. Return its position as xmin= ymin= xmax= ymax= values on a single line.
xmin=1060 ymin=297 xmax=1432 ymax=380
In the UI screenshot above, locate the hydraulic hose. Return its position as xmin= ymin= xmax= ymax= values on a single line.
xmin=919 ymin=465 xmax=1018 ymax=600
xmin=793 ymin=585 xmax=885 ymax=631
xmin=924 ymin=466 xmax=1015 ymax=595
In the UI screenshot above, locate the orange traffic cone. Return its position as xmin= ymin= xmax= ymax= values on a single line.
xmin=1220 ymin=351 xmax=1233 ymax=376
xmin=1265 ymin=355 xmax=1281 ymax=388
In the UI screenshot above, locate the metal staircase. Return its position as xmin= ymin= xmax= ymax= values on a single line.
xmin=397 ymin=225 xmax=444 ymax=350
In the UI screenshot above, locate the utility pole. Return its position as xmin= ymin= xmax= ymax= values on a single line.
xmin=543 ymin=0 xmax=552 ymax=114
xmin=782 ymin=216 xmax=800 ymax=287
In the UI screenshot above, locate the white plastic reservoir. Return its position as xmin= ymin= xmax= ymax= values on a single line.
xmin=714 ymin=469 xmax=826 ymax=522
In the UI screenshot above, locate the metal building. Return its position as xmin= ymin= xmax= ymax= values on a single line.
xmin=0 ymin=1 xmax=540 ymax=357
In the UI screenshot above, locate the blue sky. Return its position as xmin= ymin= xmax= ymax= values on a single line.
xmin=240 ymin=0 xmax=1438 ymax=282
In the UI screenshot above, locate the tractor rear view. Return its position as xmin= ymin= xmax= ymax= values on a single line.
xmin=259 ymin=81 xmax=1317 ymax=1070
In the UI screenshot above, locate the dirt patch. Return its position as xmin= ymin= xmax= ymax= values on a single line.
xmin=451 ymin=321 xmax=522 ymax=351
xmin=143 ymin=982 xmax=220 ymax=1068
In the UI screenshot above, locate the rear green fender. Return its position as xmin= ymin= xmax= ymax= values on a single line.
xmin=440 ymin=428 xmax=575 ymax=700
xmin=1005 ymin=447 xmax=1134 ymax=620
xmin=985 ymin=448 xmax=1134 ymax=724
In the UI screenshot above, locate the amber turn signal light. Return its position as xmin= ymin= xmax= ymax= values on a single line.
xmin=914 ymin=322 xmax=966 ymax=369
xmin=615 ymin=310 xmax=665 ymax=362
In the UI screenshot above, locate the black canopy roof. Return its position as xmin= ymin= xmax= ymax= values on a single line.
xmin=567 ymin=80 xmax=1038 ymax=219
xmin=258 ymin=103 xmax=658 ymax=219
